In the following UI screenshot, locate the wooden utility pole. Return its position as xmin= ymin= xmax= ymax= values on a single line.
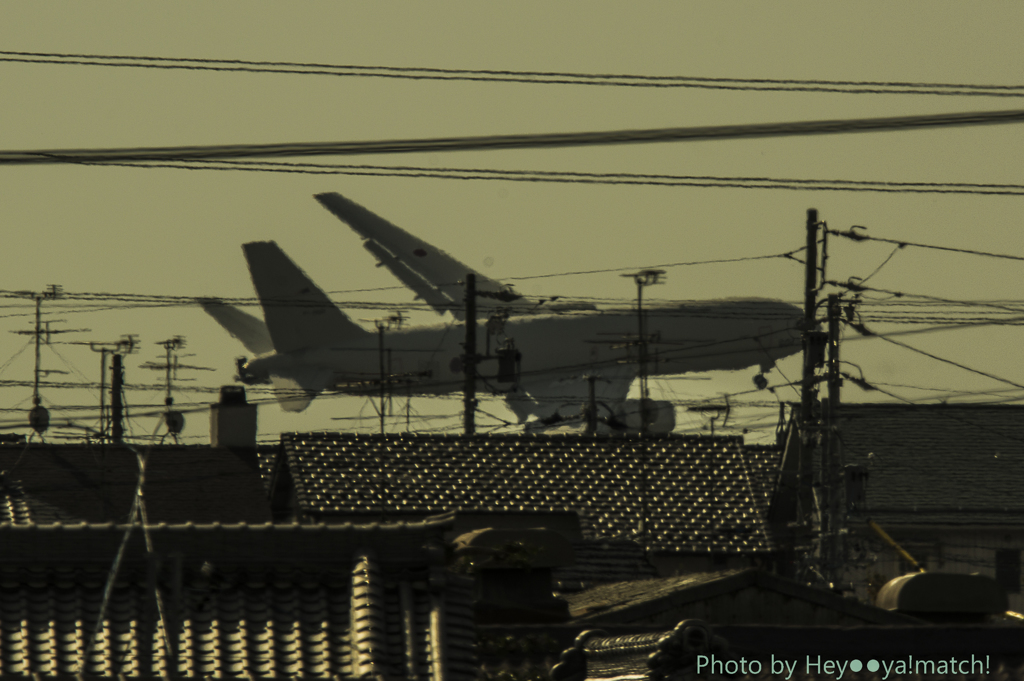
xmin=377 ymin=320 xmax=387 ymax=436
xmin=800 ymin=209 xmax=819 ymax=427
xmin=463 ymin=273 xmax=477 ymax=436
xmin=797 ymin=209 xmax=821 ymax=567
xmin=111 ymin=353 xmax=124 ymax=444
xmin=823 ymin=293 xmax=843 ymax=580
xmin=622 ymin=269 xmax=665 ymax=434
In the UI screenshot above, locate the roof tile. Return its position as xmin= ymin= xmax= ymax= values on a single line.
xmin=837 ymin=404 xmax=1024 ymax=524
xmin=282 ymin=434 xmax=777 ymax=554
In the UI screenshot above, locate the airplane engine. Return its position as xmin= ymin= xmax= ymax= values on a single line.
xmin=617 ymin=399 xmax=676 ymax=434
xmin=236 ymin=356 xmax=270 ymax=385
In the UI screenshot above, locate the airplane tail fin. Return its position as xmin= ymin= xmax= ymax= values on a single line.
xmin=198 ymin=298 xmax=275 ymax=356
xmin=243 ymin=241 xmax=369 ymax=354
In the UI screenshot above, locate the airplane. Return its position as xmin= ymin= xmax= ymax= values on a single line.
xmin=313 ymin=192 xmax=597 ymax=319
xmin=203 ymin=194 xmax=805 ymax=432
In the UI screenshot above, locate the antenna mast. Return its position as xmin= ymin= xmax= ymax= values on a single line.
xmin=141 ymin=336 xmax=213 ymax=443
xmin=12 ymin=285 xmax=87 ymax=437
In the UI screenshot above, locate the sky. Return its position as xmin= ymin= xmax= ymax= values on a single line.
xmin=0 ymin=2 xmax=1022 ymax=443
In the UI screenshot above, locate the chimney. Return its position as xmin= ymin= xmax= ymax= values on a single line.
xmin=211 ymin=385 xmax=257 ymax=449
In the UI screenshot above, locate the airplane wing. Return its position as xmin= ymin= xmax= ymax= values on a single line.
xmin=314 ymin=192 xmax=594 ymax=318
xmin=315 ymin=192 xmax=506 ymax=307
xmin=362 ymin=239 xmax=460 ymax=316
xmin=198 ymin=298 xmax=275 ymax=356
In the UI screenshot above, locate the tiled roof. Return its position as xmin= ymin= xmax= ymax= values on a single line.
xmin=740 ymin=444 xmax=782 ymax=513
xmin=551 ymin=619 xmax=1024 ymax=681
xmin=837 ymin=404 xmax=1024 ymax=525
xmin=551 ymin=619 xmax=730 ymax=681
xmin=0 ymin=476 xmax=82 ymax=524
xmin=279 ymin=433 xmax=774 ymax=554
xmin=0 ymin=444 xmax=272 ymax=524
xmin=564 ymin=569 xmax=920 ymax=626
xmin=553 ymin=539 xmax=659 ymax=594
xmin=0 ymin=517 xmax=476 ymax=680
xmin=257 ymin=444 xmax=282 ymax=492
xmin=0 ymin=516 xmax=456 ymax=565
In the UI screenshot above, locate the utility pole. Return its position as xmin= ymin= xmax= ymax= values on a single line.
xmin=796 ymin=209 xmax=825 ymax=582
xmin=96 ymin=346 xmax=108 ymax=438
xmin=86 ymin=335 xmax=137 ymax=441
xmin=107 ymin=335 xmax=140 ymax=445
xmin=111 ymin=353 xmax=124 ymax=443
xmin=376 ymin=320 xmax=387 ymax=436
xmin=823 ymin=293 xmax=843 ymax=582
xmin=623 ymin=269 xmax=665 ymax=434
xmin=800 ymin=209 xmax=819 ymax=428
xmin=461 ymin=276 xmax=520 ymax=435
xmin=463 ymin=273 xmax=478 ymax=436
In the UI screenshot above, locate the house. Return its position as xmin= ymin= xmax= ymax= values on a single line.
xmin=0 ymin=442 xmax=272 ymax=524
xmin=773 ymin=403 xmax=1024 ymax=610
xmin=0 ymin=515 xmax=476 ymax=679
xmin=269 ymin=433 xmax=781 ymax=580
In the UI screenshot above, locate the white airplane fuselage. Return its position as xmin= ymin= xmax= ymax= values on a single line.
xmin=244 ymin=298 xmax=802 ymax=396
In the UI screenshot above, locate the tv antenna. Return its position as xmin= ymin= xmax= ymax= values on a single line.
xmin=371 ymin=313 xmax=405 ymax=436
xmin=11 ymin=286 xmax=88 ymax=437
xmin=140 ymin=336 xmax=213 ymax=442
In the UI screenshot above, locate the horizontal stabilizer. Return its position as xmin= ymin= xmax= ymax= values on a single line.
xmin=243 ymin=241 xmax=368 ymax=354
xmin=198 ymin=298 xmax=274 ymax=355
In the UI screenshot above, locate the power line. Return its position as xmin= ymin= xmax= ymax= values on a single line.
xmin=3 ymin=49 xmax=1023 ymax=97
xmin=66 ymin=158 xmax=1024 ymax=197
xmin=829 ymin=227 xmax=1024 ymax=262
xmin=506 ymin=250 xmax=802 ymax=281
xmin=876 ymin=334 xmax=1024 ymax=392
xmin=4 ymin=109 xmax=1024 ymax=165
xmin=831 ymin=281 xmax=1024 ymax=316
